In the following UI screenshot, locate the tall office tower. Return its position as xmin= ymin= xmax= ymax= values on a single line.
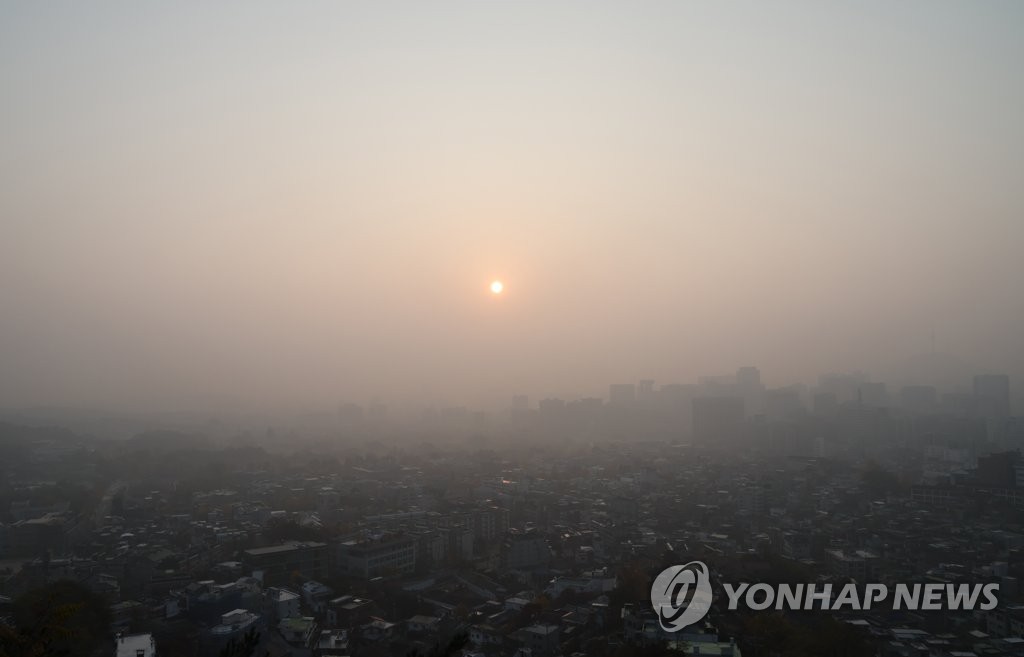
xmin=764 ymin=387 xmax=803 ymax=420
xmin=858 ymin=382 xmax=888 ymax=408
xmin=736 ymin=366 xmax=764 ymax=415
xmin=819 ymin=372 xmax=868 ymax=404
xmin=511 ymin=395 xmax=531 ymax=425
xmin=976 ymin=451 xmax=1020 ymax=487
xmin=737 ymin=366 xmax=761 ymax=388
xmin=692 ymin=396 xmax=745 ymax=445
xmin=813 ymin=391 xmax=839 ymax=416
xmin=638 ymin=379 xmax=656 ymax=407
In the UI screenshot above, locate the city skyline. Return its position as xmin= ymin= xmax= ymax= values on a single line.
xmin=2 ymin=5 xmax=1023 ymax=657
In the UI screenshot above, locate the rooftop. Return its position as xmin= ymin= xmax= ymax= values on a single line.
xmin=116 ymin=633 xmax=154 ymax=657
xmin=244 ymin=541 xmax=327 ymax=556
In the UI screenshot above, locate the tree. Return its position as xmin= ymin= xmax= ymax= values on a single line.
xmin=0 ymin=580 xmax=112 ymax=657
xmin=404 ymin=632 xmax=469 ymax=657
xmin=218 ymin=627 xmax=266 ymax=657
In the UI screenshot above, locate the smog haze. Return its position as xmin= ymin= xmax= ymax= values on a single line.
xmin=3 ymin=2 xmax=1023 ymax=412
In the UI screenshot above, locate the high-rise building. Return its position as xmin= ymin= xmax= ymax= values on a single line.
xmin=813 ymin=391 xmax=839 ymax=416
xmin=502 ymin=530 xmax=551 ymax=570
xmin=538 ymin=398 xmax=565 ymax=416
xmin=335 ymin=534 xmax=417 ymax=579
xmin=637 ymin=380 xmax=656 ymax=407
xmin=243 ymin=541 xmax=328 ymax=586
xmin=736 ymin=366 xmax=764 ymax=415
xmin=737 ymin=366 xmax=761 ymax=388
xmin=819 ymin=372 xmax=868 ymax=404
xmin=858 ymin=382 xmax=888 ymax=408
xmin=692 ymin=397 xmax=744 ymax=445
xmin=976 ymin=451 xmax=1020 ymax=487
xmin=764 ymin=387 xmax=803 ymax=420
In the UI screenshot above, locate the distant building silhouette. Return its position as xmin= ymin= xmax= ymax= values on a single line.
xmin=764 ymin=387 xmax=803 ymax=420
xmin=858 ymin=382 xmax=888 ymax=408
xmin=976 ymin=450 xmax=1020 ymax=487
xmin=608 ymin=383 xmax=636 ymax=408
xmin=736 ymin=366 xmax=764 ymax=415
xmin=637 ymin=380 xmax=656 ymax=407
xmin=819 ymin=372 xmax=868 ymax=404
xmin=692 ymin=396 xmax=744 ymax=445
xmin=813 ymin=391 xmax=839 ymax=416
xmin=737 ymin=366 xmax=760 ymax=388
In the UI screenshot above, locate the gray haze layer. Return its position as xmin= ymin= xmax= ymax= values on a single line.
xmin=2 ymin=2 xmax=1023 ymax=412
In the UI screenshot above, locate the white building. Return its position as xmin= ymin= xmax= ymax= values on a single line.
xmin=265 ymin=587 xmax=301 ymax=621
xmin=115 ymin=633 xmax=155 ymax=657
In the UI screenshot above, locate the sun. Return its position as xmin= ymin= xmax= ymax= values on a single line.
xmin=490 ymin=280 xmax=504 ymax=295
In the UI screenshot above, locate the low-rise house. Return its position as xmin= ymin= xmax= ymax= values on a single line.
xmin=516 ymin=624 xmax=560 ymax=656
xmin=361 ymin=617 xmax=398 ymax=642
xmin=406 ymin=614 xmax=441 ymax=633
xmin=265 ymin=587 xmax=301 ymax=622
xmin=469 ymin=623 xmax=505 ymax=647
xmin=207 ymin=609 xmax=261 ymax=655
xmin=300 ymin=581 xmax=334 ymax=614
xmin=326 ymin=594 xmax=376 ymax=628
xmin=278 ymin=616 xmax=318 ymax=647
xmin=313 ymin=629 xmax=348 ymax=656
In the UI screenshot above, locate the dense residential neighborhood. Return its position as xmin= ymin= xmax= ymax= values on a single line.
xmin=2 ymin=370 xmax=1022 ymax=656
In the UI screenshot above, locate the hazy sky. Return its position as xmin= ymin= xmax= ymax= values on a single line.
xmin=2 ymin=2 xmax=1023 ymax=410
